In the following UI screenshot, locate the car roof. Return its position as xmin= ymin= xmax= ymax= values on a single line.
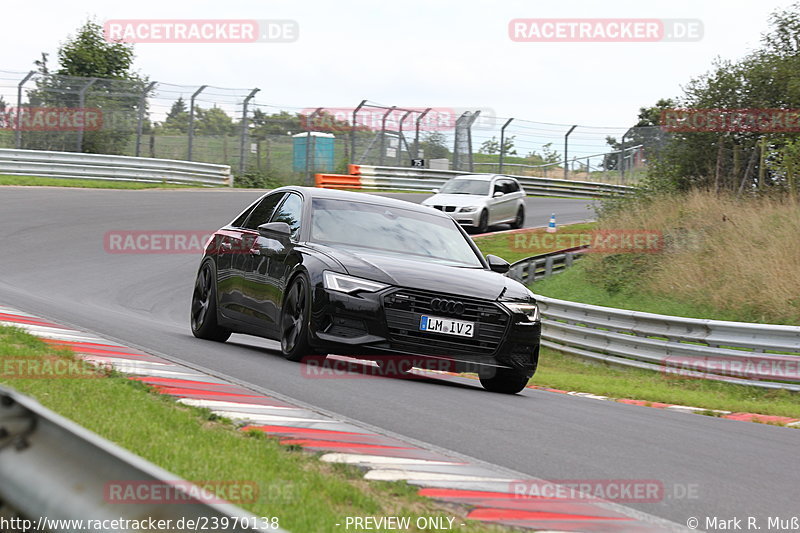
xmin=272 ymin=186 xmax=452 ymax=219
xmin=449 ymin=174 xmax=516 ymax=181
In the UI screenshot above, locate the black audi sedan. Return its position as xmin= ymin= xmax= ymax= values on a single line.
xmin=191 ymin=186 xmax=540 ymax=393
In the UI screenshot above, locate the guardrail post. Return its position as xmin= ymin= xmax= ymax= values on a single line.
xmin=15 ymin=71 xmax=35 ymax=149
xmin=378 ymin=106 xmax=396 ymax=166
xmin=544 ymin=256 xmax=554 ymax=278
xmin=187 ymin=85 xmax=207 ymax=161
xmin=414 ymin=108 xmax=431 ymax=160
xmin=135 ymin=82 xmax=157 ymax=157
xmin=76 ymin=78 xmax=98 ymax=152
xmin=238 ymin=88 xmax=260 ymax=176
xmin=350 ymin=100 xmax=367 ymax=165
xmin=499 ymin=118 xmax=513 ymax=174
xmin=565 ymin=252 xmax=574 ymax=267
xmin=564 ymin=125 xmax=577 ymax=180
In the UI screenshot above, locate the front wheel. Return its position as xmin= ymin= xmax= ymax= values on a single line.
xmin=280 ymin=274 xmax=312 ymax=362
xmin=479 ymin=367 xmax=530 ymax=394
xmin=191 ymin=261 xmax=231 ymax=342
xmin=511 ymin=206 xmax=525 ymax=229
xmin=476 ymin=210 xmax=489 ymax=234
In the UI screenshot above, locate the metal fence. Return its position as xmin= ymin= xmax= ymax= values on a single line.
xmin=0 ymin=148 xmax=232 ymax=186
xmin=0 ymin=70 xmax=664 ymax=187
xmin=534 ymin=294 xmax=800 ymax=391
xmin=317 ymin=164 xmax=633 ymax=198
xmin=507 ymin=246 xmax=588 ymax=284
xmin=0 ymin=385 xmax=282 ymax=531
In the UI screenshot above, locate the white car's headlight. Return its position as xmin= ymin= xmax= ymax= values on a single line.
xmin=459 ymin=206 xmax=479 ymax=212
xmin=502 ymin=302 xmax=540 ymax=322
xmin=323 ymin=271 xmax=388 ymax=294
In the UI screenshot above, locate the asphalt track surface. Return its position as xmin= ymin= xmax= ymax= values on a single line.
xmin=0 ymin=187 xmax=797 ymax=528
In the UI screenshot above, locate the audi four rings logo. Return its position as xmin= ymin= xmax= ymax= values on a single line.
xmin=430 ymin=298 xmax=465 ymax=315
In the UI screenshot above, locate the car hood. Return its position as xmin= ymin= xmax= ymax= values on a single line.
xmin=422 ymin=194 xmax=489 ymax=208
xmin=309 ymin=244 xmax=530 ymax=301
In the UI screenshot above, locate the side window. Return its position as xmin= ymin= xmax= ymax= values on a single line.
xmin=270 ymin=193 xmax=303 ymax=239
xmin=507 ymin=180 xmax=520 ymax=193
xmin=492 ymin=180 xmax=503 ymax=195
xmin=242 ymin=193 xmax=285 ymax=230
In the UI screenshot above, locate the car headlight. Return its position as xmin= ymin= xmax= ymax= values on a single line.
xmin=502 ymin=302 xmax=541 ymax=322
xmin=323 ymin=271 xmax=388 ymax=294
xmin=459 ymin=206 xmax=479 ymax=212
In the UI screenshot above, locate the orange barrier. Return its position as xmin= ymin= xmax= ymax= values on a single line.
xmin=315 ymin=173 xmax=362 ymax=189
xmin=347 ymin=164 xmax=361 ymax=176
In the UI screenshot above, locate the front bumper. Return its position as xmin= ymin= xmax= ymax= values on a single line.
xmin=308 ymin=285 xmax=541 ymax=376
xmin=423 ymin=204 xmax=482 ymax=227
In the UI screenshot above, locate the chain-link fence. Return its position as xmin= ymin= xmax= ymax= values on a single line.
xmin=0 ymin=69 xmax=658 ymax=186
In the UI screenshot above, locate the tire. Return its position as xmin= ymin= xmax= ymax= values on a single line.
xmin=191 ymin=260 xmax=231 ymax=342
xmin=476 ymin=210 xmax=489 ymax=234
xmin=479 ymin=367 xmax=530 ymax=394
xmin=280 ymin=273 xmax=312 ymax=362
xmin=511 ymin=206 xmax=525 ymax=229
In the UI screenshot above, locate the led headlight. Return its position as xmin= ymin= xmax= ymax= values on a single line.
xmin=502 ymin=302 xmax=541 ymax=322
xmin=323 ymin=271 xmax=388 ymax=294
xmin=459 ymin=206 xmax=479 ymax=212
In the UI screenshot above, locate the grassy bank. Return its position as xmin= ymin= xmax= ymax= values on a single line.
xmin=0 ymin=326 xmax=505 ymax=532
xmin=532 ymin=190 xmax=800 ymax=325
xmin=472 ymin=222 xmax=597 ymax=264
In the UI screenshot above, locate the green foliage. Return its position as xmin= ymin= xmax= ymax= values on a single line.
xmin=479 ymin=135 xmax=516 ymax=155
xmin=235 ymin=171 xmax=283 ymax=189
xmin=57 ymin=20 xmax=137 ymax=79
xmin=419 ymin=131 xmax=450 ymax=159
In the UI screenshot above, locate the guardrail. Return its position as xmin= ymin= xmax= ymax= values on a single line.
xmin=315 ymin=164 xmax=633 ymax=199
xmin=0 ymin=149 xmax=232 ymax=187
xmin=0 ymin=385 xmax=283 ymax=531
xmin=507 ymin=246 xmax=588 ymax=284
xmin=534 ymin=295 xmax=800 ymax=391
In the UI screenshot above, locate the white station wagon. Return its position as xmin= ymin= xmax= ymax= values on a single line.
xmin=422 ymin=175 xmax=526 ymax=233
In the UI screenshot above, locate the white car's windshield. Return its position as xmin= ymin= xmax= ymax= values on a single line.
xmin=439 ymin=179 xmax=490 ymax=196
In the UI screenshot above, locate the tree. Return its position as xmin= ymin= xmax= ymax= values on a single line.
xmin=25 ymin=20 xmax=148 ymax=154
xmin=195 ymin=106 xmax=235 ymax=136
xmin=160 ymin=97 xmax=189 ymax=133
xmin=419 ymin=132 xmax=450 ymax=159
xmin=479 ymin=135 xmax=517 ymax=155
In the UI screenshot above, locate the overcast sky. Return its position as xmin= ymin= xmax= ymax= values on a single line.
xmin=2 ymin=0 xmax=795 ymax=155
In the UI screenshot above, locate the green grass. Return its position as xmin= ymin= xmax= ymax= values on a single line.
xmin=0 ymin=175 xmax=199 ymax=189
xmin=472 ymin=223 xmax=597 ymax=264
xmin=0 ymin=326 xmax=507 ymax=532
xmin=532 ymin=348 xmax=800 ymax=419
xmin=530 ymin=260 xmax=766 ymax=323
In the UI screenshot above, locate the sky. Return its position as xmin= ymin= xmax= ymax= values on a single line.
xmin=2 ymin=0 xmax=796 ymax=157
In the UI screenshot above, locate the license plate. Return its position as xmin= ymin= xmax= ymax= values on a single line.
xmin=419 ymin=315 xmax=474 ymax=337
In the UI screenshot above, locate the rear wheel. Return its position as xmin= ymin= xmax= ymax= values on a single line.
xmin=479 ymin=367 xmax=530 ymax=394
xmin=280 ymin=274 xmax=312 ymax=362
xmin=511 ymin=206 xmax=525 ymax=229
xmin=191 ymin=261 xmax=231 ymax=342
xmin=476 ymin=210 xmax=489 ymax=233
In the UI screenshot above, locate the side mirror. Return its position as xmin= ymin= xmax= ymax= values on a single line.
xmin=431 ymin=188 xmax=440 ymax=193
xmin=486 ymin=254 xmax=510 ymax=274
xmin=257 ymin=222 xmax=292 ymax=239
xmin=493 ymin=191 xmax=504 ymax=198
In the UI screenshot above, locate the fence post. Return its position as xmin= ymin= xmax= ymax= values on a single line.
xmin=238 ymin=88 xmax=260 ymax=176
xmin=305 ymin=108 xmax=322 ymax=186
xmin=378 ymin=106 xmax=396 ymax=166
xmin=187 ymin=85 xmax=207 ymax=161
xmin=467 ymin=111 xmax=480 ymax=173
xmin=414 ymin=108 xmax=431 ymax=159
xmin=135 ymin=82 xmax=157 ymax=157
xmin=350 ymin=100 xmax=367 ymax=165
xmin=564 ymin=125 xmax=577 ymax=180
xmin=499 ymin=118 xmax=514 ymax=174
xmin=75 ymin=78 xmax=98 ymax=152
xmin=15 ymin=71 xmax=35 ymax=149
xmin=397 ymin=110 xmax=413 ymax=165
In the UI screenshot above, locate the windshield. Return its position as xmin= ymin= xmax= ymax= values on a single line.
xmin=439 ymin=179 xmax=491 ymax=196
xmin=310 ymin=198 xmax=483 ymax=267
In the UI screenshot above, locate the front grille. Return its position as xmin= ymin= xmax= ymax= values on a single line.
xmin=432 ymin=205 xmax=456 ymax=212
xmin=383 ymin=289 xmax=509 ymax=357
